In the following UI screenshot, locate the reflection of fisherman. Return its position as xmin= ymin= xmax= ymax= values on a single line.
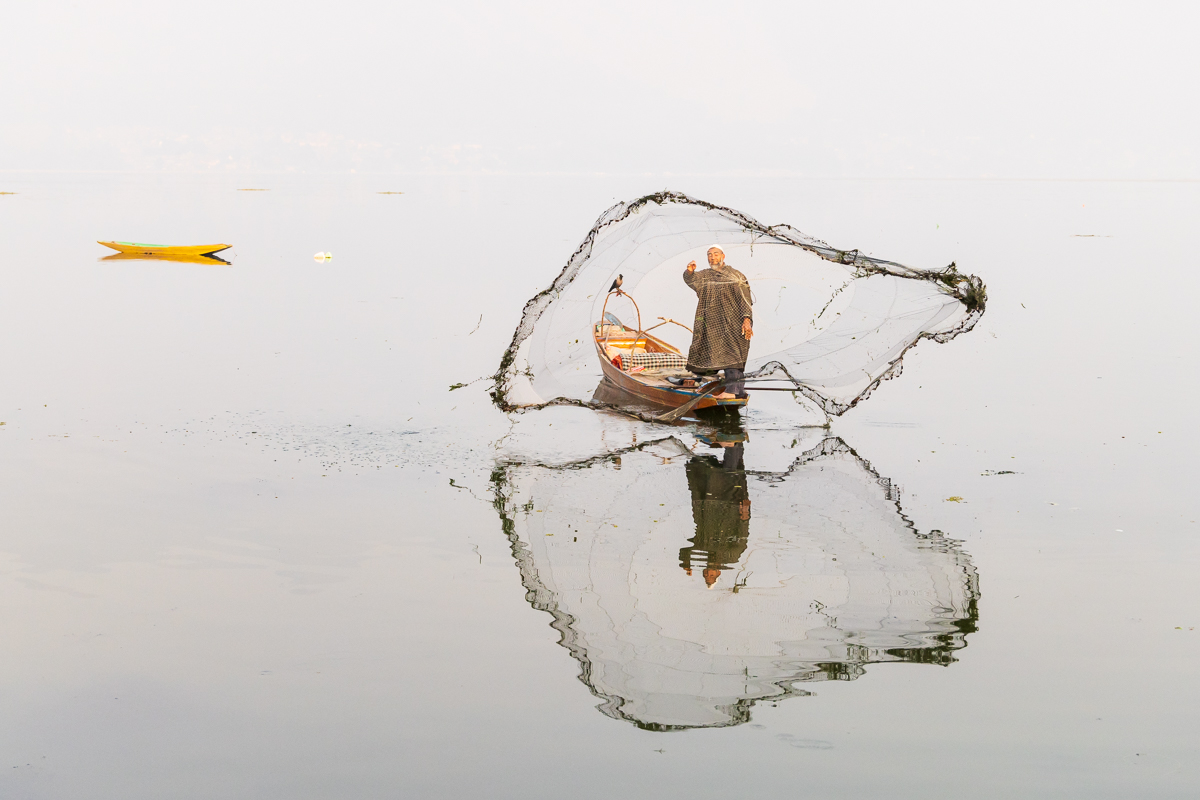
xmin=684 ymin=245 xmax=753 ymax=400
xmin=680 ymin=437 xmax=751 ymax=588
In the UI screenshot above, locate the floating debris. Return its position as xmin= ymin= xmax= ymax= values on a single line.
xmin=313 ymin=252 xmax=332 ymax=261
xmin=237 ymin=188 xmax=269 ymax=192
xmin=945 ymin=496 xmax=964 ymax=503
xmin=981 ymin=470 xmax=1019 ymax=476
xmin=377 ymin=191 xmax=404 ymax=195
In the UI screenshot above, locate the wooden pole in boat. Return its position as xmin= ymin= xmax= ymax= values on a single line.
xmin=738 ymin=386 xmax=803 ymax=392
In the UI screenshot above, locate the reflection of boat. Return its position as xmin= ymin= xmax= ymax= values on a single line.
xmin=99 ymin=252 xmax=232 ymax=266
xmin=98 ymin=241 xmax=232 ymax=257
xmin=594 ymin=289 xmax=745 ymax=413
xmin=492 ymin=434 xmax=979 ymax=730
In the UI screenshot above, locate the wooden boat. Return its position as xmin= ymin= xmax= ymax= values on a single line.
xmin=98 ymin=241 xmax=231 ymax=257
xmin=594 ymin=289 xmax=746 ymax=413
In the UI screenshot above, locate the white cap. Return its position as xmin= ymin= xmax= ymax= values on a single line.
xmin=707 ymin=244 xmax=725 ymax=254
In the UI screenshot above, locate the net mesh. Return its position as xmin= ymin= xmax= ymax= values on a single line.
xmin=491 ymin=435 xmax=980 ymax=730
xmin=492 ymin=191 xmax=986 ymax=416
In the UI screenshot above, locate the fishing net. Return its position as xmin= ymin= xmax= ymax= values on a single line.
xmin=491 ymin=435 xmax=980 ymax=731
xmin=493 ymin=191 xmax=986 ymax=416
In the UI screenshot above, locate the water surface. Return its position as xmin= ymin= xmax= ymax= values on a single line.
xmin=0 ymin=173 xmax=1196 ymax=798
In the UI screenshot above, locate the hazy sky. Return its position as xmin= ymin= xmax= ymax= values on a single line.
xmin=3 ymin=0 xmax=1196 ymax=176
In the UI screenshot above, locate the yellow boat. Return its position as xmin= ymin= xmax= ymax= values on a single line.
xmin=98 ymin=240 xmax=232 ymax=257
xmin=99 ymin=252 xmax=231 ymax=266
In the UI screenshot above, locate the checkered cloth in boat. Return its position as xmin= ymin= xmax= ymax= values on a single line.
xmin=621 ymin=351 xmax=689 ymax=372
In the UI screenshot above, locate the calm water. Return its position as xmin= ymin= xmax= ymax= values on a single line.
xmin=1 ymin=173 xmax=1197 ymax=798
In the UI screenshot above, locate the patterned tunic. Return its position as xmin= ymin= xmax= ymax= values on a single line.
xmin=683 ymin=264 xmax=753 ymax=372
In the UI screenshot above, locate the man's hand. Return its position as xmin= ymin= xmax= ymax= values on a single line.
xmin=742 ymin=318 xmax=754 ymax=340
xmin=686 ymin=260 xmax=697 ymax=272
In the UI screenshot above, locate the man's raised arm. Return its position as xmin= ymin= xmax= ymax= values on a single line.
xmin=683 ymin=260 xmax=699 ymax=290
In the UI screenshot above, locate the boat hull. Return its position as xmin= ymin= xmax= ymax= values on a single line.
xmin=592 ymin=377 xmax=744 ymax=418
xmin=98 ymin=241 xmax=232 ymax=257
xmin=594 ymin=328 xmax=745 ymax=413
xmin=596 ymin=353 xmax=743 ymax=411
xmin=99 ymin=252 xmax=232 ymax=266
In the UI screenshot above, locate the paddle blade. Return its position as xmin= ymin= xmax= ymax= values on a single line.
xmin=655 ymin=380 xmax=724 ymax=423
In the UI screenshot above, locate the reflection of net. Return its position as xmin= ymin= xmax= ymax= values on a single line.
xmin=491 ymin=436 xmax=980 ymax=731
xmin=492 ymin=191 xmax=986 ymax=416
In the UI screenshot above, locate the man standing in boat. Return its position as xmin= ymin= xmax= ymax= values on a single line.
xmin=684 ymin=245 xmax=753 ymax=399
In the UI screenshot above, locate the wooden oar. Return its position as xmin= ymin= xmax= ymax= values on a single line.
xmin=655 ymin=378 xmax=725 ymax=423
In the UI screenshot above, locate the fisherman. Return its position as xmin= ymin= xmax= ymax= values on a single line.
xmin=684 ymin=245 xmax=753 ymax=399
